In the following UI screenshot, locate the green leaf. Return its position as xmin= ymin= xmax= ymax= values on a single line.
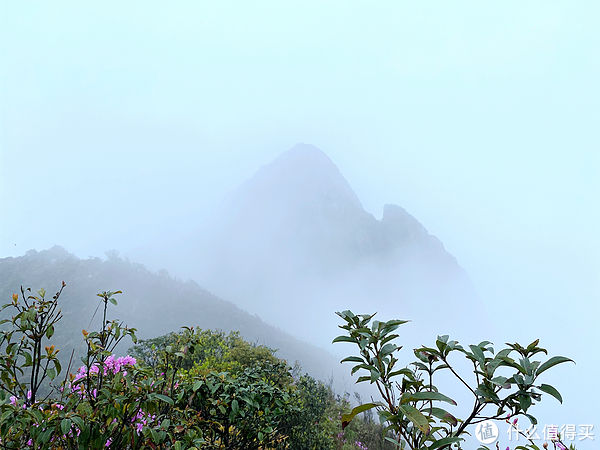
xmin=385 ymin=436 xmax=402 ymax=445
xmin=469 ymin=345 xmax=486 ymax=365
xmin=475 ymin=383 xmax=499 ymax=402
xmin=536 ymin=356 xmax=574 ymax=376
xmin=341 ymin=403 xmax=379 ymax=429
xmin=109 ymin=297 xmax=118 ymax=305
xmin=538 ymin=384 xmax=563 ymax=403
xmin=496 ymin=348 xmax=513 ymax=359
xmin=54 ymin=359 xmax=62 ymax=376
xmin=370 ymin=368 xmax=381 ymax=382
xmin=526 ymin=339 xmax=540 ymax=352
xmin=498 ymin=356 xmax=526 ymax=374
xmin=380 ymin=343 xmax=397 ymax=356
xmin=336 ymin=310 xmax=356 ymax=320
xmin=520 ymin=357 xmax=534 ymax=375
xmin=46 ymin=324 xmax=54 ymax=339
xmin=519 ymin=394 xmax=532 ymax=411
xmin=399 ymin=404 xmax=429 ymax=433
xmin=383 ymin=319 xmax=409 ymax=327
xmin=523 ymin=414 xmax=538 ymax=426
xmin=381 ymin=332 xmax=399 ymax=343
xmin=388 ymin=368 xmax=414 ymax=378
xmin=351 ymin=363 xmax=371 ymax=375
xmin=340 ymin=356 xmax=364 ymax=363
xmin=427 ymin=407 xmax=458 ymax=426
xmin=61 ymin=418 xmax=71 ymax=435
xmin=402 ymin=391 xmax=457 ymax=406
xmin=155 ymin=394 xmax=174 ymax=405
xmin=490 ymin=376 xmax=508 ymax=387
xmin=71 ymin=416 xmax=84 ymax=430
xmin=332 ymin=336 xmax=356 ymax=344
xmin=38 ymin=428 xmax=52 ymax=444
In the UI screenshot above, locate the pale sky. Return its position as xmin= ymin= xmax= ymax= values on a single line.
xmin=1 ymin=1 xmax=599 ymax=439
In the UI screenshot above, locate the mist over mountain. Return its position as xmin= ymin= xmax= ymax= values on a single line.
xmin=0 ymin=144 xmax=483 ymax=394
xmin=0 ymin=246 xmax=349 ymax=385
xmin=189 ymin=144 xmax=481 ymax=345
xmin=0 ymin=144 xmax=486 ymax=380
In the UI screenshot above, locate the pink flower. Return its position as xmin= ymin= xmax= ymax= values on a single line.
xmin=9 ymin=396 xmax=17 ymax=406
xmin=118 ymin=355 xmax=136 ymax=367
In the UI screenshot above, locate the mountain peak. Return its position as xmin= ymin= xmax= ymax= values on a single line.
xmin=275 ymin=142 xmax=335 ymax=166
xmin=261 ymin=143 xmax=346 ymax=183
xmin=191 ymin=144 xmax=474 ymax=342
xmin=233 ymin=143 xmax=364 ymax=213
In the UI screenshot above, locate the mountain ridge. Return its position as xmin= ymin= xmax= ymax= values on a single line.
xmin=0 ymin=246 xmax=348 ymax=384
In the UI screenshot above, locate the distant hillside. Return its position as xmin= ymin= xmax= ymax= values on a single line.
xmin=190 ymin=144 xmax=479 ymax=343
xmin=0 ymin=246 xmax=346 ymax=383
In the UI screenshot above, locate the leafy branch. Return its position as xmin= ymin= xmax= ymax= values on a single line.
xmin=333 ymin=310 xmax=574 ymax=450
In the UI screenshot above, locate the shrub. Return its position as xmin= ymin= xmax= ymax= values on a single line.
xmin=0 ymin=285 xmax=385 ymax=449
xmin=333 ymin=310 xmax=575 ymax=450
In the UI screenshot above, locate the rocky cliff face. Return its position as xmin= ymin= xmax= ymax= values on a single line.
xmin=194 ymin=144 xmax=477 ymax=344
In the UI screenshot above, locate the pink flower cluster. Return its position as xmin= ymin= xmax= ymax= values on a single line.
xmin=8 ymin=390 xmax=32 ymax=408
xmin=132 ymin=410 xmax=157 ymax=435
xmin=73 ymin=355 xmax=137 ymax=382
xmin=71 ymin=355 xmax=137 ymax=397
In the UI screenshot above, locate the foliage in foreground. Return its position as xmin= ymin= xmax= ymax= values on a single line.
xmin=0 ymin=283 xmax=577 ymax=449
xmin=0 ymin=284 xmax=387 ymax=449
xmin=334 ymin=310 xmax=576 ymax=450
